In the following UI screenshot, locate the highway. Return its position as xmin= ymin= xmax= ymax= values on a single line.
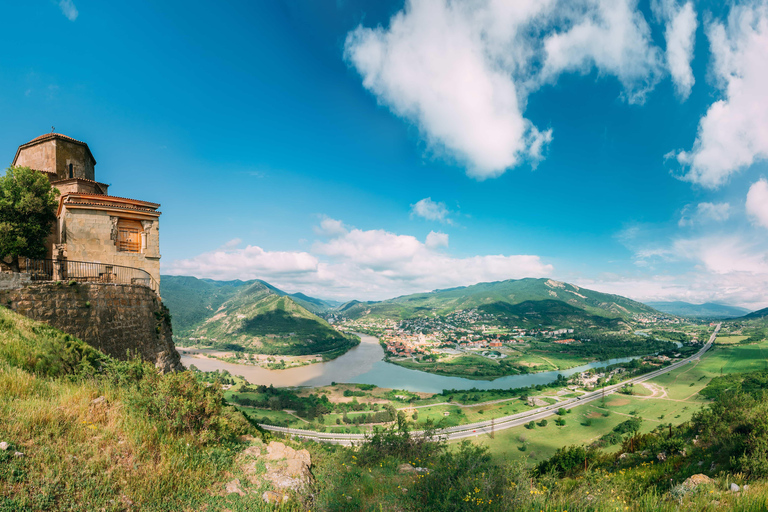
xmin=259 ymin=324 xmax=720 ymax=446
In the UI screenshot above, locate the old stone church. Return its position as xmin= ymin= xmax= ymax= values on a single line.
xmin=12 ymin=132 xmax=162 ymax=287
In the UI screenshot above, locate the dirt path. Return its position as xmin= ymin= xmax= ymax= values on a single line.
xmin=537 ymin=355 xmax=560 ymax=370
xmin=639 ymin=382 xmax=668 ymax=399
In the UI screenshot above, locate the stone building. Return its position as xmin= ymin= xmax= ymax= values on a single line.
xmin=11 ymin=133 xmax=162 ymax=288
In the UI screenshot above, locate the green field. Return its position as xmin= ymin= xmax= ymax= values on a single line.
xmin=468 ymin=339 xmax=768 ymax=462
xmin=715 ymin=335 xmax=748 ymax=344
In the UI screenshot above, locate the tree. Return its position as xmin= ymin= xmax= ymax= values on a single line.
xmin=0 ymin=166 xmax=58 ymax=271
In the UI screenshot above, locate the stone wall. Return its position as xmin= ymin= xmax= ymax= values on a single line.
xmin=0 ymin=281 xmax=181 ymax=372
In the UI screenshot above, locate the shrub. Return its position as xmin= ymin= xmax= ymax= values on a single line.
xmin=124 ymin=369 xmax=250 ymax=445
xmin=356 ymin=413 xmax=444 ymax=466
xmin=538 ymin=419 xmax=548 ymax=427
xmin=525 ymin=421 xmax=536 ymax=429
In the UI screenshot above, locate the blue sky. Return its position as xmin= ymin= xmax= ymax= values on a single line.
xmin=2 ymin=0 xmax=767 ymax=307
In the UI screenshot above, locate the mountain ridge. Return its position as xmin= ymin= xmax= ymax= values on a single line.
xmin=646 ymin=301 xmax=751 ymax=319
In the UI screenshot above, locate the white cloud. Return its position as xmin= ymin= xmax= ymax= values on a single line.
xmin=163 ymin=245 xmax=319 ymax=281
xmin=58 ymin=0 xmax=78 ymax=21
xmin=164 ymin=219 xmax=553 ymax=300
xmin=313 ymin=217 xmax=348 ymax=237
xmin=410 ymin=197 xmax=450 ymax=222
xmin=345 ymin=0 xmax=663 ymax=179
xmin=678 ymin=202 xmax=731 ymax=226
xmin=676 ymin=2 xmax=768 ymax=188
xmin=221 ymin=238 xmax=243 ymax=249
xmin=601 ymin=231 xmax=768 ymax=310
xmin=747 ymin=178 xmax=768 ymax=228
xmin=541 ymin=0 xmax=663 ymax=104
xmin=425 ymin=231 xmax=449 ymax=248
xmin=652 ymin=0 xmax=697 ymax=99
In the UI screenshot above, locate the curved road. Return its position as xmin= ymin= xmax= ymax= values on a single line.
xmin=259 ymin=324 xmax=720 ymax=445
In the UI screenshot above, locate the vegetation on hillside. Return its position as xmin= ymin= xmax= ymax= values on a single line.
xmin=338 ymin=278 xmax=664 ymax=322
xmin=6 ymin=308 xmax=768 ymax=510
xmin=0 ymin=307 xmax=271 ymax=510
xmin=161 ymin=275 xmax=358 ymax=358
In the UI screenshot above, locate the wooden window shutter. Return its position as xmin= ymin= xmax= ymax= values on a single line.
xmin=117 ymin=219 xmax=142 ymax=253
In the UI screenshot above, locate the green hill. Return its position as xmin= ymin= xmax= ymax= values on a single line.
xmin=161 ymin=275 xmax=358 ymax=357
xmin=338 ymin=278 xmax=664 ymax=326
xmin=737 ymin=306 xmax=768 ymax=321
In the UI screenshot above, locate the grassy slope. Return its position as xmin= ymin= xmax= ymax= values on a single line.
xmin=162 ymin=275 xmax=358 ymax=357
xmin=0 ymin=307 xmax=295 ymax=511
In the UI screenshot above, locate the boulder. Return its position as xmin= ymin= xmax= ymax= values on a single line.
xmin=680 ymin=474 xmax=713 ymax=491
xmin=398 ymin=463 xmax=417 ymax=474
xmin=0 ymin=442 xmax=8 ymax=451
xmin=264 ymin=441 xmax=312 ymax=492
xmin=657 ymin=452 xmax=667 ymax=462
xmin=730 ymin=483 xmax=740 ymax=493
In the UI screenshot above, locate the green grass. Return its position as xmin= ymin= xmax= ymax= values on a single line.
xmin=0 ymin=307 xmax=298 ymax=511
xmin=468 ymin=339 xmax=768 ymax=465
xmin=716 ymin=335 xmax=749 ymax=344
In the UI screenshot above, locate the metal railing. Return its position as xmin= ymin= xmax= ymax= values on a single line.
xmin=24 ymin=258 xmax=157 ymax=292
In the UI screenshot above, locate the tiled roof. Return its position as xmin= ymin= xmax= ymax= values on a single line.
xmin=16 ymin=133 xmax=96 ymax=165
xmin=65 ymin=200 xmax=160 ymax=214
xmin=30 ymin=168 xmax=58 ymax=175
xmin=68 ymin=193 xmax=160 ymax=209
xmin=26 ymin=132 xmax=88 ymax=146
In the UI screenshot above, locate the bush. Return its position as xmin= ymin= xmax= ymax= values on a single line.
xmin=525 ymin=421 xmax=536 ymax=429
xmin=538 ymin=419 xmax=548 ymax=427
xmin=555 ymin=418 xmax=566 ymax=426
xmin=124 ymin=369 xmax=250 ymax=445
xmin=356 ymin=413 xmax=444 ymax=466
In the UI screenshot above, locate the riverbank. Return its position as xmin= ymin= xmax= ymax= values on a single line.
xmin=181 ymin=332 xmax=687 ymax=394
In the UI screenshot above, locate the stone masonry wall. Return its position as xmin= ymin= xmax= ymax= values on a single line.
xmin=62 ymin=209 xmax=161 ymax=286
xmin=0 ymin=281 xmax=181 ymax=372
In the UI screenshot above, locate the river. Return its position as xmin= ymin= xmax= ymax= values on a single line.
xmin=180 ymin=333 xmax=643 ymax=394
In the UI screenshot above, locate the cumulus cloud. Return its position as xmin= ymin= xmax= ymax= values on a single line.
xmin=163 ymin=245 xmax=319 ymax=281
xmin=425 ymin=231 xmax=449 ymax=249
xmin=602 ymin=231 xmax=768 ymax=309
xmin=652 ymin=0 xmax=697 ymax=99
xmin=541 ymin=0 xmax=663 ymax=104
xmin=675 ymin=2 xmax=768 ymax=188
xmin=345 ymin=0 xmax=664 ymax=179
xmin=747 ymin=178 xmax=768 ymax=228
xmin=314 ymin=217 xmax=348 ymax=237
xmin=58 ymin=0 xmax=78 ymax=21
xmin=410 ymin=197 xmax=450 ymax=222
xmin=164 ymin=219 xmax=553 ymax=300
xmin=678 ymin=202 xmax=731 ymax=227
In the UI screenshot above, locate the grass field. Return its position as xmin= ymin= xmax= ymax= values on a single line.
xmin=468 ymin=339 xmax=768 ymax=463
xmin=716 ymin=335 xmax=748 ymax=344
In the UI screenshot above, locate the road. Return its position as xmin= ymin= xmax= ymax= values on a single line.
xmin=259 ymin=324 xmax=720 ymax=445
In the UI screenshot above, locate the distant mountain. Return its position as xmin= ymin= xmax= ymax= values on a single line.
xmin=737 ymin=307 xmax=768 ymax=321
xmin=161 ymin=275 xmax=358 ymax=357
xmin=337 ymin=278 xmax=664 ymax=327
xmin=646 ymin=301 xmax=751 ymax=319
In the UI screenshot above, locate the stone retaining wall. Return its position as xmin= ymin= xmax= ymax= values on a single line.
xmin=0 ymin=280 xmax=181 ymax=372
